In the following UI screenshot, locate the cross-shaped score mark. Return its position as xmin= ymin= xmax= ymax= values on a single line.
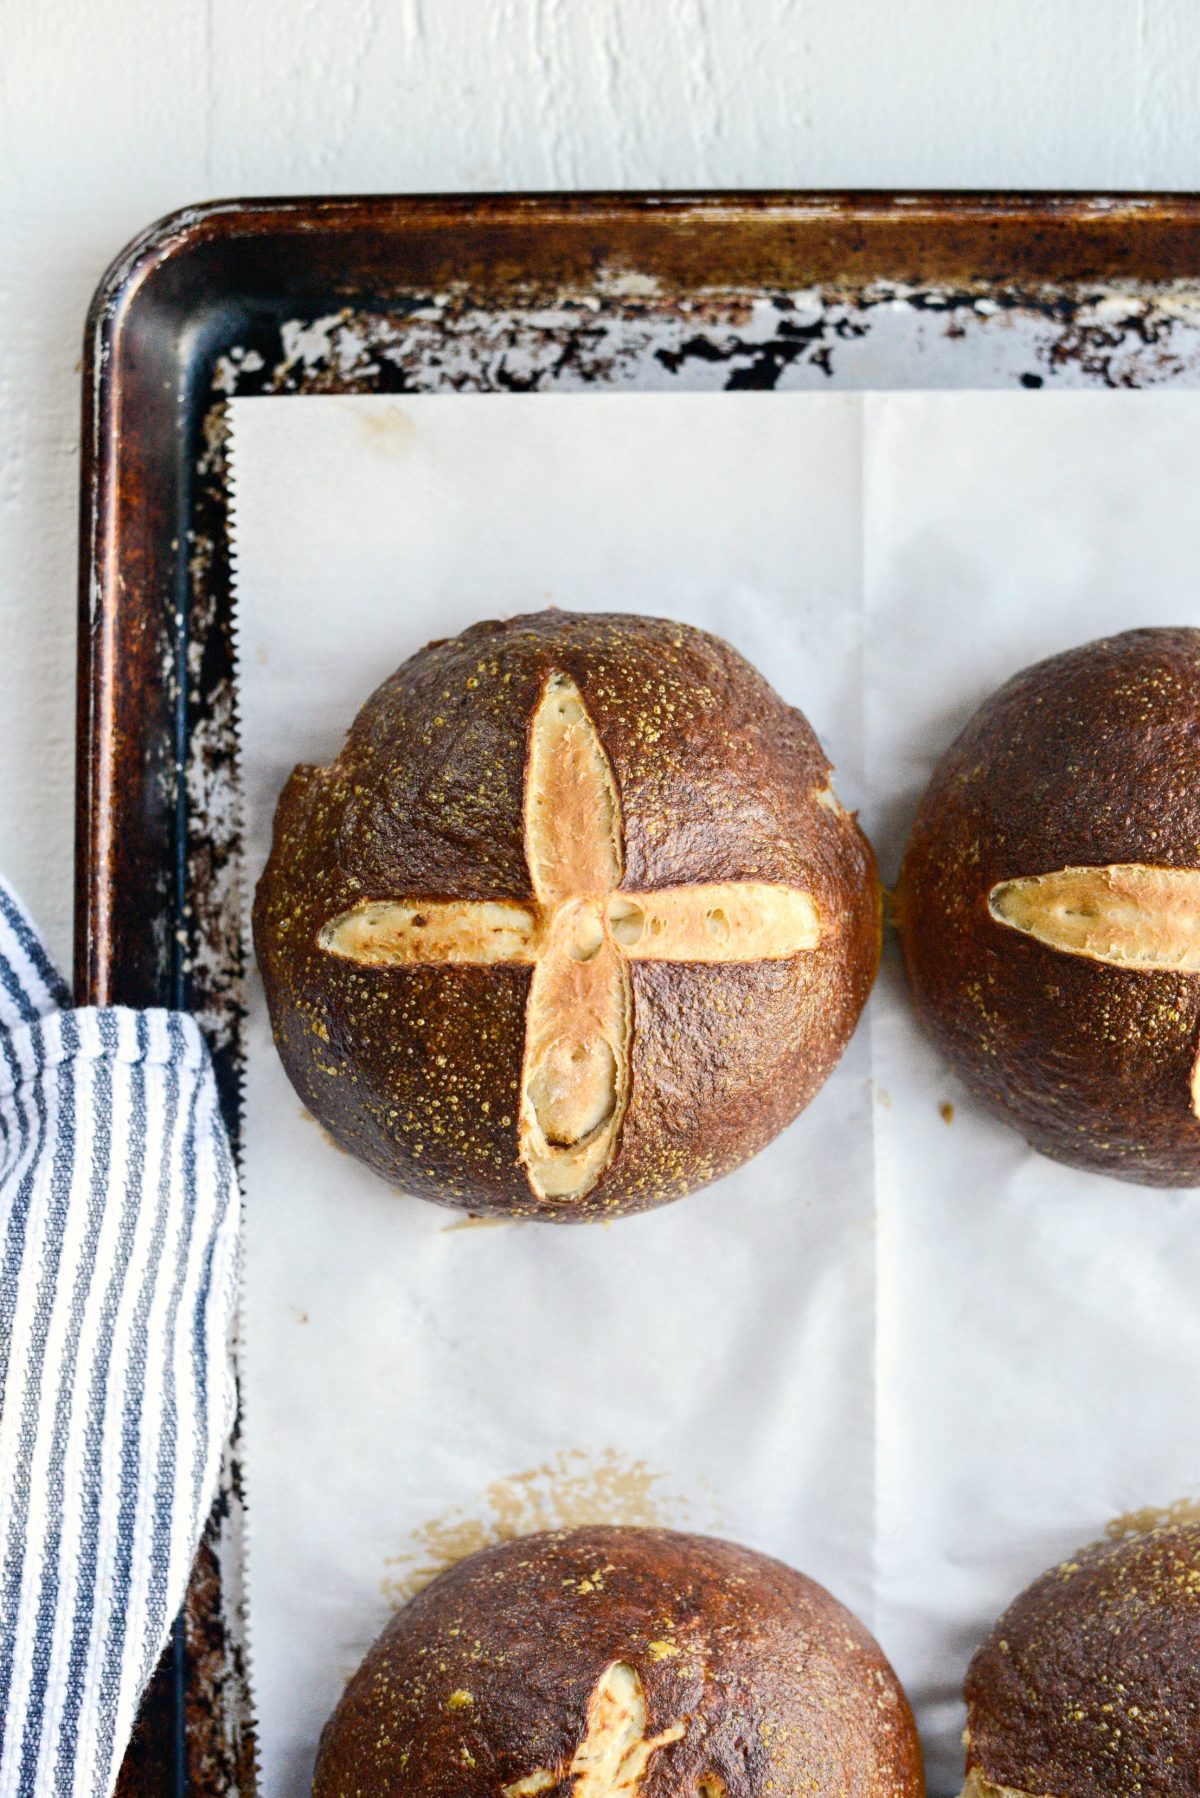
xmin=321 ymin=670 xmax=822 ymax=1202
xmin=501 ymin=1661 xmax=687 ymax=1797
xmin=989 ymin=862 xmax=1200 ymax=1116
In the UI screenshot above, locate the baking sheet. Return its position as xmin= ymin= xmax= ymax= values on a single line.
xmin=231 ymin=390 xmax=1200 ymax=1797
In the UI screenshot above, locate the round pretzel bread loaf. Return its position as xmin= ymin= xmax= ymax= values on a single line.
xmin=313 ymin=1526 xmax=924 ymax=1796
xmin=961 ymin=1522 xmax=1200 ymax=1798
xmin=255 ymin=610 xmax=879 ymax=1219
xmin=899 ymin=626 xmax=1200 ymax=1183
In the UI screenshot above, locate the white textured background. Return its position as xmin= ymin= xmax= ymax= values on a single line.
xmin=3 ymin=0 xmax=1200 ymax=972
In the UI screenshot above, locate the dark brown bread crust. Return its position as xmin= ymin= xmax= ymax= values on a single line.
xmin=964 ymin=1523 xmax=1200 ymax=1797
xmin=253 ymin=610 xmax=879 ymax=1219
xmin=897 ymin=627 xmax=1200 ymax=1185
xmin=312 ymin=1526 xmax=924 ymax=1797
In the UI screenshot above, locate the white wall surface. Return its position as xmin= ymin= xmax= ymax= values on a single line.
xmin=2 ymin=0 xmax=1200 ymax=975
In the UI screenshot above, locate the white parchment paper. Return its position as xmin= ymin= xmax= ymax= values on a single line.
xmin=231 ymin=391 xmax=1200 ymax=1797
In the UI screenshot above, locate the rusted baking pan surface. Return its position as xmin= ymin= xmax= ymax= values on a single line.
xmin=80 ymin=191 xmax=1200 ymax=1795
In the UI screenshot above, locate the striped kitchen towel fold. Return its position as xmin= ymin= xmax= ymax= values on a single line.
xmin=0 ymin=879 xmax=241 ymax=1798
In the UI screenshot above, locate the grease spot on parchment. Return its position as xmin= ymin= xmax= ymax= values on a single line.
xmin=352 ymin=400 xmax=417 ymax=459
xmin=381 ymin=1449 xmax=717 ymax=1607
xmin=1102 ymin=1495 xmax=1200 ymax=1541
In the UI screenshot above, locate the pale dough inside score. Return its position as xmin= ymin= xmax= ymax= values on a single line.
xmin=988 ymin=861 xmax=1200 ymax=1123
xmin=501 ymin=1661 xmax=690 ymax=1797
xmin=320 ymin=671 xmax=822 ymax=1202
xmin=989 ymin=864 xmax=1200 ymax=973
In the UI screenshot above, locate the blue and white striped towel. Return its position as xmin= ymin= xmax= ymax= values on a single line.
xmin=0 ymin=879 xmax=240 ymax=1797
